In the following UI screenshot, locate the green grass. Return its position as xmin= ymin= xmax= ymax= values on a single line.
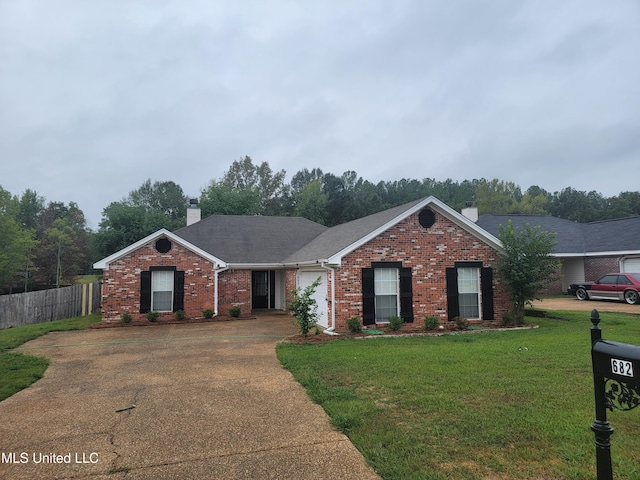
xmin=0 ymin=314 xmax=100 ymax=401
xmin=277 ymin=310 xmax=640 ymax=480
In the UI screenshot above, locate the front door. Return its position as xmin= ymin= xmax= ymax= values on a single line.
xmin=252 ymin=271 xmax=275 ymax=309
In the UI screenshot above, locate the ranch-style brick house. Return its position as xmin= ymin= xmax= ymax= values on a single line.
xmin=93 ymin=196 xmax=510 ymax=330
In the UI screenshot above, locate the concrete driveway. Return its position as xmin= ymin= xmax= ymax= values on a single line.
xmin=0 ymin=315 xmax=379 ymax=480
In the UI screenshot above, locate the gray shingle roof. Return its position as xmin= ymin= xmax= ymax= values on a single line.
xmin=476 ymin=214 xmax=640 ymax=255
xmin=284 ymin=198 xmax=426 ymax=263
xmin=174 ymin=215 xmax=328 ymax=264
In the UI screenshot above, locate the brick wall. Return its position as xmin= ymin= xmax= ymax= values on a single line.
xmin=101 ymin=240 xmax=217 ymax=322
xmin=584 ymin=256 xmax=621 ymax=281
xmin=217 ymin=269 xmax=251 ymax=317
xmin=329 ymin=210 xmax=509 ymax=330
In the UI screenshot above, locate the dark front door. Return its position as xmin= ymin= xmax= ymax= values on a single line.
xmin=252 ymin=271 xmax=269 ymax=309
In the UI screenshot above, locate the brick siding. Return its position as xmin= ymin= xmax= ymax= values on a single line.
xmin=584 ymin=256 xmax=621 ymax=281
xmin=329 ymin=210 xmax=509 ymax=330
xmin=101 ymin=241 xmax=217 ymax=323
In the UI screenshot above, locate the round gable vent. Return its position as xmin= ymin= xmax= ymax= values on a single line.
xmin=155 ymin=238 xmax=172 ymax=253
xmin=418 ymin=209 xmax=436 ymax=229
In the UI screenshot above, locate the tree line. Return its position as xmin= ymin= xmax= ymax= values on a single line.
xmin=2 ymin=156 xmax=639 ymax=293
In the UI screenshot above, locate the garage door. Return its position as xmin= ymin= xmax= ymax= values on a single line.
xmin=622 ymin=257 xmax=640 ymax=273
xmin=297 ymin=271 xmax=328 ymax=328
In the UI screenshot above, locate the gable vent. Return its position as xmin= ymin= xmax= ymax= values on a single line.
xmin=418 ymin=209 xmax=436 ymax=229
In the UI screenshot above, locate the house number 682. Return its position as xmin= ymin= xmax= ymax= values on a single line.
xmin=611 ymin=358 xmax=634 ymax=377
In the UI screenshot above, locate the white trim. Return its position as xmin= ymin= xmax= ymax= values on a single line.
xmin=326 ymin=196 xmax=503 ymax=265
xmin=93 ymin=229 xmax=227 ymax=269
xmin=555 ymin=250 xmax=640 ymax=258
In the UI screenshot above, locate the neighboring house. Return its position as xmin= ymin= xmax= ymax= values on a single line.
xmin=93 ymin=197 xmax=510 ymax=330
xmin=476 ymin=214 xmax=640 ymax=295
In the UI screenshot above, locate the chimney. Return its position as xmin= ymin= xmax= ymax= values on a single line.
xmin=461 ymin=201 xmax=478 ymax=223
xmin=186 ymin=198 xmax=201 ymax=226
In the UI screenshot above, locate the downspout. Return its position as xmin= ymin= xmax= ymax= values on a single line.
xmin=321 ymin=262 xmax=339 ymax=334
xmin=214 ymin=265 xmax=229 ymax=316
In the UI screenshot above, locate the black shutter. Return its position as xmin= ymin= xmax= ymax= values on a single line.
xmin=446 ymin=267 xmax=459 ymax=321
xmin=481 ymin=267 xmax=494 ymax=320
xmin=399 ymin=267 xmax=413 ymax=323
xmin=140 ymin=271 xmax=151 ymax=313
xmin=362 ymin=268 xmax=375 ymax=325
xmin=174 ymin=271 xmax=185 ymax=312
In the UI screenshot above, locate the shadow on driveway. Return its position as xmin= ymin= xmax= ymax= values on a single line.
xmin=0 ymin=316 xmax=379 ymax=479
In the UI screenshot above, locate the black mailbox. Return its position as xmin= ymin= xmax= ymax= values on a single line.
xmin=590 ymin=309 xmax=640 ymax=480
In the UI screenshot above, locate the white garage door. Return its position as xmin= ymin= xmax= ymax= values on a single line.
xmin=622 ymin=257 xmax=640 ymax=273
xmin=297 ymin=271 xmax=328 ymax=328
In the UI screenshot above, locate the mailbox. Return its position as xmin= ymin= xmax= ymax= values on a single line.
xmin=592 ymin=339 xmax=640 ymax=411
xmin=590 ymin=309 xmax=640 ymax=480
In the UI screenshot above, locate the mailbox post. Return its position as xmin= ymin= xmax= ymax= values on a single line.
xmin=590 ymin=309 xmax=640 ymax=480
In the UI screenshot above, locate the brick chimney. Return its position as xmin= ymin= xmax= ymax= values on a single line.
xmin=186 ymin=198 xmax=201 ymax=226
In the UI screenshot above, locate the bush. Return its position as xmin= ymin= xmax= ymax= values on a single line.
xmin=229 ymin=306 xmax=241 ymax=317
xmin=347 ymin=317 xmax=362 ymax=334
xmin=454 ymin=316 xmax=469 ymax=330
xmin=290 ymin=277 xmax=321 ymax=337
xmin=424 ymin=315 xmax=439 ymax=330
xmin=202 ymin=309 xmax=214 ymax=319
xmin=175 ymin=310 xmax=186 ymax=320
xmin=388 ymin=316 xmax=403 ymax=331
xmin=146 ymin=311 xmax=160 ymax=322
xmin=120 ymin=313 xmax=132 ymax=324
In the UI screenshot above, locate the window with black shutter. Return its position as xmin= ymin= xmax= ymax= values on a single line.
xmin=140 ymin=267 xmax=185 ymax=313
xmin=446 ymin=263 xmax=494 ymax=321
xmin=362 ymin=262 xmax=413 ymax=324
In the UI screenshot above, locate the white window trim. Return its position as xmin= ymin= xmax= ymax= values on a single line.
xmin=457 ymin=267 xmax=481 ymax=320
xmin=374 ymin=268 xmax=400 ymax=323
xmin=151 ymin=270 xmax=174 ymax=312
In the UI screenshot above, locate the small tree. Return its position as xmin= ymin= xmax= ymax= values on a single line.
xmin=497 ymin=220 xmax=560 ymax=325
xmin=290 ymin=277 xmax=321 ymax=336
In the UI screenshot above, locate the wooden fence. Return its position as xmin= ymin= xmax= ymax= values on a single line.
xmin=0 ymin=282 xmax=102 ymax=329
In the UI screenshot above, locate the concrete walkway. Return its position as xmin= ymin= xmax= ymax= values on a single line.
xmin=0 ymin=316 xmax=379 ymax=479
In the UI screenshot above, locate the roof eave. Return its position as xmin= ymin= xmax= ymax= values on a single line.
xmin=327 ymin=196 xmax=503 ymax=264
xmin=93 ymin=229 xmax=228 ymax=269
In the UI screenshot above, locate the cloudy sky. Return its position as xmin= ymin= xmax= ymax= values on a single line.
xmin=1 ymin=1 xmax=639 ymax=229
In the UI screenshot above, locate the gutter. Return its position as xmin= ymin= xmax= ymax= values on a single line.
xmin=214 ymin=265 xmax=229 ymax=316
xmin=320 ymin=261 xmax=339 ymax=335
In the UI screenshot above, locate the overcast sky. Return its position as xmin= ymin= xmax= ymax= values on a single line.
xmin=1 ymin=1 xmax=639 ymax=229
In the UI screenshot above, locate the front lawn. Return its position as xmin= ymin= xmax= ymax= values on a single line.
xmin=277 ymin=311 xmax=640 ymax=480
xmin=0 ymin=314 xmax=101 ymax=401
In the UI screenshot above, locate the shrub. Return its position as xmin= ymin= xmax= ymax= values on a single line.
xmin=424 ymin=315 xmax=439 ymax=330
xmin=501 ymin=311 xmax=513 ymax=326
xmin=290 ymin=277 xmax=321 ymax=337
xmin=229 ymin=306 xmax=241 ymax=317
xmin=388 ymin=316 xmax=403 ymax=331
xmin=454 ymin=316 xmax=469 ymax=330
xmin=120 ymin=313 xmax=132 ymax=324
xmin=175 ymin=310 xmax=186 ymax=320
xmin=347 ymin=317 xmax=363 ymax=334
xmin=202 ymin=309 xmax=214 ymax=319
xmin=146 ymin=311 xmax=160 ymax=322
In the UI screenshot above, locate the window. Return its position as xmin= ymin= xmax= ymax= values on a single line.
xmin=457 ymin=267 xmax=480 ymax=319
xmin=140 ymin=268 xmax=185 ymax=314
xmin=374 ymin=268 xmax=399 ymax=322
xmin=362 ymin=263 xmax=413 ymax=326
xmin=446 ymin=264 xmax=494 ymax=321
xmin=152 ymin=270 xmax=174 ymax=311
